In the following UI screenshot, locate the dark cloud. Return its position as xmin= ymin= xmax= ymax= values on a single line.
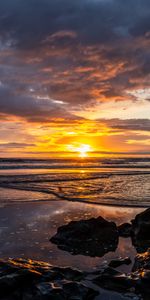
xmin=0 ymin=0 xmax=149 ymax=121
xmin=101 ymin=118 xmax=150 ymax=131
xmin=0 ymin=142 xmax=35 ymax=148
xmin=0 ymin=82 xmax=83 ymax=122
xmin=0 ymin=0 xmax=149 ymax=48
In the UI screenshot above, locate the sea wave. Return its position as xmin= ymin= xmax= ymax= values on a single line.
xmin=0 ymin=157 xmax=150 ymax=170
xmin=0 ymin=157 xmax=150 ymax=207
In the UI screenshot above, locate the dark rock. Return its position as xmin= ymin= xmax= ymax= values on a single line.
xmin=63 ymin=282 xmax=99 ymax=299
xmin=131 ymin=250 xmax=150 ymax=296
xmin=109 ymin=257 xmax=132 ymax=268
xmin=34 ymin=282 xmax=65 ymax=300
xmin=118 ymin=223 xmax=132 ymax=237
xmin=1 ymin=255 xmax=149 ymax=299
xmin=132 ymin=249 xmax=150 ymax=272
xmin=93 ymin=267 xmax=133 ymax=293
xmin=102 ymin=250 xmax=150 ymax=297
xmin=50 ymin=216 xmax=119 ymax=257
xmin=131 ymin=208 xmax=150 ymax=252
xmin=141 ymin=269 xmax=150 ymax=283
xmin=93 ymin=251 xmax=150 ymax=297
xmin=51 ymin=266 xmax=85 ymax=280
xmin=0 ymin=258 xmax=98 ymax=300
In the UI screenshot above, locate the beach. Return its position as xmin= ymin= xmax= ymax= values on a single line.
xmin=0 ymin=0 xmax=150 ymax=297
xmin=0 ymin=195 xmax=143 ymax=272
xmin=0 ymin=157 xmax=150 ymax=299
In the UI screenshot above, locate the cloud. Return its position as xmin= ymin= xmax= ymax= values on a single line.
xmin=100 ymin=118 xmax=150 ymax=131
xmin=127 ymin=139 xmax=150 ymax=145
xmin=0 ymin=0 xmax=149 ymax=46
xmin=0 ymin=0 xmax=149 ymax=126
xmin=0 ymin=82 xmax=84 ymax=122
xmin=0 ymin=142 xmax=35 ymax=148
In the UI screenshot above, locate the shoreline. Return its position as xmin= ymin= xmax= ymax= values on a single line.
xmin=0 ymin=186 xmax=150 ymax=208
xmin=0 ymin=198 xmax=143 ymax=272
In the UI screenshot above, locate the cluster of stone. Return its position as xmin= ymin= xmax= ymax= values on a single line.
xmin=1 ymin=208 xmax=150 ymax=299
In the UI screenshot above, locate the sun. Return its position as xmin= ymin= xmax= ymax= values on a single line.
xmin=67 ymin=143 xmax=93 ymax=158
xmin=76 ymin=144 xmax=92 ymax=158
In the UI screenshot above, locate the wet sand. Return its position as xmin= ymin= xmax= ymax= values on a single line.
xmin=0 ymin=199 xmax=144 ymax=273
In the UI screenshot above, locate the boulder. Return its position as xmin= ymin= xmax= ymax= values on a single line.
xmin=95 ymin=250 xmax=150 ymax=298
xmin=132 ymin=250 xmax=150 ymax=295
xmin=0 ymin=258 xmax=98 ymax=300
xmin=0 ymin=255 xmax=148 ymax=299
xmin=50 ymin=216 xmax=119 ymax=257
xmin=93 ymin=267 xmax=133 ymax=293
xmin=118 ymin=223 xmax=132 ymax=237
xmin=109 ymin=257 xmax=132 ymax=268
xmin=131 ymin=208 xmax=150 ymax=252
xmin=132 ymin=249 xmax=150 ymax=272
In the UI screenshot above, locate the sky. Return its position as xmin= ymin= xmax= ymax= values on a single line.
xmin=0 ymin=0 xmax=150 ymax=157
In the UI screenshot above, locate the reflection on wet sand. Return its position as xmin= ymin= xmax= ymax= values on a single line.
xmin=0 ymin=200 xmax=143 ymax=272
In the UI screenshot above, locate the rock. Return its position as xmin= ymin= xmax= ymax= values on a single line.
xmin=104 ymin=250 xmax=150 ymax=297
xmin=131 ymin=250 xmax=150 ymax=296
xmin=63 ymin=282 xmax=98 ymax=299
xmin=33 ymin=282 xmax=64 ymax=300
xmin=109 ymin=257 xmax=132 ymax=268
xmin=118 ymin=223 xmax=132 ymax=237
xmin=131 ymin=208 xmax=150 ymax=252
xmin=124 ymin=293 xmax=141 ymax=300
xmin=93 ymin=267 xmax=133 ymax=293
xmin=50 ymin=216 xmax=119 ymax=257
xmin=51 ymin=266 xmax=85 ymax=281
xmin=0 ymin=255 xmax=149 ymax=299
xmin=0 ymin=258 xmax=98 ymax=300
xmin=93 ymin=249 xmax=150 ymax=297
xmin=132 ymin=249 xmax=150 ymax=272
xmin=141 ymin=269 xmax=150 ymax=283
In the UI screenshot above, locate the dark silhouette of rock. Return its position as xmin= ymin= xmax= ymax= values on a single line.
xmin=94 ymin=250 xmax=150 ymax=298
xmin=1 ymin=254 xmax=150 ymax=299
xmin=50 ymin=216 xmax=119 ymax=257
xmin=0 ymin=258 xmax=98 ymax=300
xmin=93 ymin=267 xmax=133 ymax=293
xmin=118 ymin=223 xmax=132 ymax=237
xmin=132 ymin=249 xmax=150 ymax=272
xmin=131 ymin=250 xmax=150 ymax=296
xmin=3 ymin=209 xmax=150 ymax=299
xmin=131 ymin=208 xmax=150 ymax=252
xmin=109 ymin=257 xmax=132 ymax=268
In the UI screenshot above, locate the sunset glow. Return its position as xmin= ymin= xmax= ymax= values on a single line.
xmin=67 ymin=143 xmax=93 ymax=158
xmin=77 ymin=144 xmax=92 ymax=158
xmin=0 ymin=0 xmax=149 ymax=157
xmin=1 ymin=2 xmax=150 ymax=298
xmin=75 ymin=144 xmax=92 ymax=158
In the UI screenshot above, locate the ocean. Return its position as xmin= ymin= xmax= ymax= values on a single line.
xmin=0 ymin=156 xmax=150 ymax=207
xmin=0 ymin=156 xmax=148 ymax=275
